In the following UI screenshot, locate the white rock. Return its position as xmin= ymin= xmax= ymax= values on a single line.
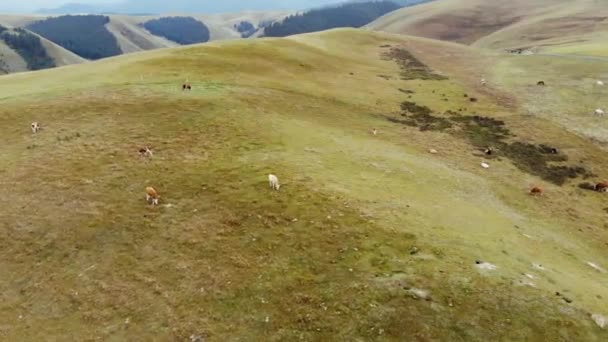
xmin=532 ymin=263 xmax=546 ymax=271
xmin=592 ymin=314 xmax=607 ymax=329
xmin=586 ymin=262 xmax=606 ymax=273
xmin=407 ymin=288 xmax=430 ymax=299
xmin=429 ymin=149 xmax=438 ymax=154
xmin=481 ymin=162 xmax=490 ymax=169
xmin=475 ymin=262 xmax=497 ymax=271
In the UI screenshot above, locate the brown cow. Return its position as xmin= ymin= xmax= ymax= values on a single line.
xmin=537 ymin=81 xmax=545 ymax=86
xmin=146 ymin=186 xmax=160 ymax=205
xmin=530 ymin=187 xmax=543 ymax=196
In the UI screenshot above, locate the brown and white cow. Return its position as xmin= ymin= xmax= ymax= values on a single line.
xmin=594 ymin=182 xmax=608 ymax=192
xmin=139 ymin=147 xmax=153 ymax=158
xmin=146 ymin=186 xmax=160 ymax=205
xmin=31 ymin=122 xmax=40 ymax=133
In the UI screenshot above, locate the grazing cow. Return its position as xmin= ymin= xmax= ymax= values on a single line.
xmin=268 ymin=174 xmax=280 ymax=191
xmin=372 ymin=128 xmax=378 ymax=136
xmin=595 ymin=109 xmax=605 ymax=116
xmin=594 ymin=182 xmax=608 ymax=192
xmin=597 ymin=80 xmax=604 ymax=86
xmin=182 ymin=83 xmax=192 ymax=91
xmin=537 ymin=81 xmax=545 ymax=86
xmin=484 ymin=147 xmax=494 ymax=156
xmin=530 ymin=187 xmax=543 ymax=196
xmin=139 ymin=147 xmax=153 ymax=158
xmin=146 ymin=186 xmax=160 ymax=205
xmin=31 ymin=122 xmax=40 ymax=133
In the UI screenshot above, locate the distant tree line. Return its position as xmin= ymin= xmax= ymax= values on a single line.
xmin=27 ymin=15 xmax=122 ymax=60
xmin=0 ymin=27 xmax=55 ymax=70
xmin=263 ymin=1 xmax=401 ymax=37
xmin=143 ymin=17 xmax=210 ymax=45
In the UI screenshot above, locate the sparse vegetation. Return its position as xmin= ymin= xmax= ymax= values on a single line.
xmin=389 ymin=103 xmax=592 ymax=185
xmin=0 ymin=28 xmax=55 ymax=70
xmin=383 ymin=48 xmax=448 ymax=80
xmin=27 ymin=15 xmax=121 ymax=60
xmin=143 ymin=17 xmax=210 ymax=45
xmin=263 ymin=1 xmax=401 ymax=37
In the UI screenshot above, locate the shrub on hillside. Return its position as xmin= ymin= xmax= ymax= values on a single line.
xmin=263 ymin=1 xmax=401 ymax=37
xmin=143 ymin=17 xmax=210 ymax=45
xmin=234 ymin=21 xmax=257 ymax=38
xmin=27 ymin=15 xmax=121 ymax=60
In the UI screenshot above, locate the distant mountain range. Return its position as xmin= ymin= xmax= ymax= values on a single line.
xmin=38 ymin=0 xmax=429 ymax=15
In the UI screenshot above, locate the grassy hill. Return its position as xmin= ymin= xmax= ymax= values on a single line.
xmin=0 ymin=11 xmax=291 ymax=72
xmin=367 ymin=0 xmax=608 ymax=54
xmin=0 ymin=28 xmax=607 ymax=340
xmin=0 ymin=18 xmax=85 ymax=72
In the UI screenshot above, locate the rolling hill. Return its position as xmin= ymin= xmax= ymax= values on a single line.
xmin=0 ymin=11 xmax=291 ymax=72
xmin=367 ymin=0 xmax=608 ymax=54
xmin=0 ymin=27 xmax=607 ymax=340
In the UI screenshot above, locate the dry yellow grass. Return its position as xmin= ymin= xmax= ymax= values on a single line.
xmin=367 ymin=0 xmax=608 ymax=52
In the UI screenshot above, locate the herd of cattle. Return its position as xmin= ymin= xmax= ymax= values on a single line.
xmin=26 ymin=77 xmax=607 ymax=205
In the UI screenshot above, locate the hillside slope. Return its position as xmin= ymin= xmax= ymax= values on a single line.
xmin=0 ymin=29 xmax=607 ymax=340
xmin=0 ymin=12 xmax=291 ymax=72
xmin=0 ymin=19 xmax=85 ymax=72
xmin=367 ymin=0 xmax=608 ymax=53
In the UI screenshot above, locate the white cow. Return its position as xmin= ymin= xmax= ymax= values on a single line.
xmin=31 ymin=122 xmax=40 ymax=133
xmin=268 ymin=174 xmax=280 ymax=191
xmin=372 ymin=128 xmax=378 ymax=136
xmin=481 ymin=162 xmax=490 ymax=169
xmin=595 ymin=109 xmax=606 ymax=116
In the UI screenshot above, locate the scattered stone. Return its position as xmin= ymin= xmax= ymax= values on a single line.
xmin=429 ymin=149 xmax=438 ymax=154
xmin=475 ymin=261 xmax=497 ymax=271
xmin=587 ymin=262 xmax=606 ymax=273
xmin=532 ymin=263 xmax=546 ymax=271
xmin=292 ymin=218 xmax=298 ymax=222
xmin=592 ymin=314 xmax=607 ymax=329
xmin=190 ymin=334 xmax=204 ymax=342
xmin=481 ymin=162 xmax=490 ymax=169
xmin=407 ymin=288 xmax=430 ymax=300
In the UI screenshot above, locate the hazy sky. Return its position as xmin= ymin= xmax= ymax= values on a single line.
xmin=2 ymin=1 xmax=118 ymax=12
xmin=0 ymin=0 xmax=345 ymax=12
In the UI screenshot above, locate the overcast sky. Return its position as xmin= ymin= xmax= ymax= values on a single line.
xmin=1 ymin=1 xmax=119 ymax=12
xmin=0 ymin=0 xmax=347 ymax=12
